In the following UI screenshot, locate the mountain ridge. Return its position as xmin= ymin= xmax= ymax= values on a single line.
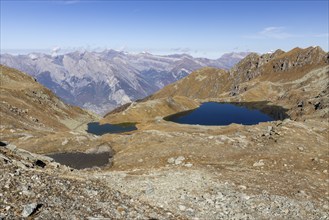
xmin=0 ymin=65 xmax=107 ymax=154
xmin=0 ymin=65 xmax=96 ymax=132
xmin=1 ymin=46 xmax=328 ymax=219
xmin=103 ymin=46 xmax=328 ymax=123
xmin=1 ymin=51 xmax=250 ymax=115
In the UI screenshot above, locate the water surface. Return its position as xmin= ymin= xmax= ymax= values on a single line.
xmin=87 ymin=122 xmax=137 ymax=135
xmin=47 ymin=152 xmax=111 ymax=169
xmin=164 ymin=102 xmax=275 ymax=126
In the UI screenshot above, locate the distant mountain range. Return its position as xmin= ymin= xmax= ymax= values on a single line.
xmin=1 ymin=50 xmax=249 ymax=114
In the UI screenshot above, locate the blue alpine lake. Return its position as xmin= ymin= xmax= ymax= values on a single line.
xmin=87 ymin=122 xmax=137 ymax=135
xmin=164 ymin=102 xmax=277 ymax=126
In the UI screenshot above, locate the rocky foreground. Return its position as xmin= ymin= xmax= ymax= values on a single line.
xmin=1 ymin=135 xmax=328 ymax=219
xmin=0 ymin=143 xmax=183 ymax=219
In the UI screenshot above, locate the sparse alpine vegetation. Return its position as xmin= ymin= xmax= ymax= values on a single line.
xmin=1 ymin=46 xmax=328 ymax=219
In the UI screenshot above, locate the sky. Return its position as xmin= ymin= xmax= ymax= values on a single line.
xmin=1 ymin=0 xmax=328 ymax=58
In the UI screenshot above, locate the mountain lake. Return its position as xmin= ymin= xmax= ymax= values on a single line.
xmin=87 ymin=122 xmax=137 ymax=135
xmin=47 ymin=152 xmax=111 ymax=170
xmin=164 ymin=102 xmax=280 ymax=126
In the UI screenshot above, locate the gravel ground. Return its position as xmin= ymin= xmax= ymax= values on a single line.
xmin=98 ymin=168 xmax=329 ymax=220
xmin=1 ymin=143 xmax=328 ymax=219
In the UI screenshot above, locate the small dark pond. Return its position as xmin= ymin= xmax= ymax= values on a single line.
xmin=47 ymin=152 xmax=111 ymax=169
xmin=87 ymin=122 xmax=137 ymax=135
xmin=164 ymin=102 xmax=286 ymax=126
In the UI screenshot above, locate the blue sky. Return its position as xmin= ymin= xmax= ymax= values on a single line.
xmin=1 ymin=0 xmax=328 ymax=58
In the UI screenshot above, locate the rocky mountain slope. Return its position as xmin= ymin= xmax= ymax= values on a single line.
xmin=98 ymin=47 xmax=328 ymax=219
xmin=0 ymin=143 xmax=183 ymax=219
xmin=1 ymin=47 xmax=328 ymax=219
xmin=0 ymin=65 xmax=108 ymax=154
xmin=0 ymin=65 xmax=96 ymax=131
xmin=105 ymin=46 xmax=327 ymax=123
xmin=1 ymin=51 xmax=249 ymax=114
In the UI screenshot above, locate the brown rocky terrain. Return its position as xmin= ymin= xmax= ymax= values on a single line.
xmin=0 ymin=65 xmax=95 ymax=131
xmin=0 ymin=65 xmax=109 ymax=154
xmin=0 ymin=143 xmax=183 ymax=219
xmin=100 ymin=46 xmax=329 ymax=218
xmin=1 ymin=47 xmax=328 ymax=219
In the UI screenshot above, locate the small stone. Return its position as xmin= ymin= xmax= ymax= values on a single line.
xmin=240 ymin=193 xmax=250 ymax=200
xmin=61 ymin=139 xmax=68 ymax=146
xmin=155 ymin=116 xmax=162 ymax=123
xmin=186 ymin=208 xmax=195 ymax=215
xmin=167 ymin=157 xmax=175 ymax=164
xmin=253 ymin=160 xmax=265 ymax=167
xmin=206 ymin=198 xmax=214 ymax=205
xmin=282 ymin=209 xmax=289 ymax=214
xmin=312 ymin=157 xmax=319 ymax=162
xmin=323 ymin=170 xmax=328 ymax=174
xmin=178 ymin=205 xmax=186 ymax=211
xmin=145 ymin=185 xmax=154 ymax=195
xmin=138 ymin=159 xmax=143 ymax=163
xmin=22 ymin=203 xmax=42 ymax=217
xmin=297 ymin=147 xmax=304 ymax=151
xmin=14 ymin=169 xmax=21 ymax=176
xmin=267 ymin=126 xmax=273 ymax=132
xmin=297 ymin=101 xmax=304 ymax=107
xmin=184 ymin=163 xmax=193 ymax=167
xmin=216 ymin=192 xmax=225 ymax=201
xmin=175 ymin=156 xmax=185 ymax=165
xmin=238 ymin=185 xmax=247 ymax=190
xmin=314 ymin=101 xmax=321 ymax=110
xmin=297 ymin=190 xmax=308 ymax=197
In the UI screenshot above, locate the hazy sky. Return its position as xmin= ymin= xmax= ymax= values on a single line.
xmin=1 ymin=0 xmax=328 ymax=58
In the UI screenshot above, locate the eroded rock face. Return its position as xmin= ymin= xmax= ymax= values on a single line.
xmin=228 ymin=46 xmax=327 ymax=96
